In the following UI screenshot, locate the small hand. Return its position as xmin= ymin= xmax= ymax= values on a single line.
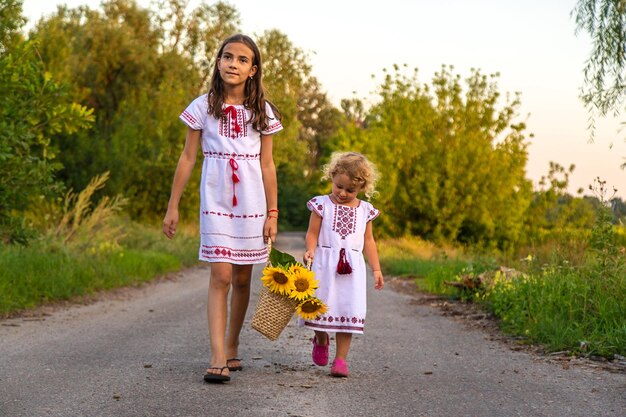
xmin=373 ymin=270 xmax=384 ymax=290
xmin=264 ymin=217 xmax=277 ymax=243
xmin=303 ymin=250 xmax=314 ymax=265
xmin=162 ymin=209 xmax=179 ymax=239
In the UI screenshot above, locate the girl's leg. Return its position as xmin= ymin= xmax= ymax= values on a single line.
xmin=331 ymin=332 xmax=352 ymax=377
xmin=225 ymin=264 xmax=253 ymax=361
xmin=334 ymin=332 xmax=352 ymax=360
xmin=206 ymin=262 xmax=232 ymax=374
xmin=314 ymin=331 xmax=329 ymax=345
xmin=312 ymin=330 xmax=330 ymax=366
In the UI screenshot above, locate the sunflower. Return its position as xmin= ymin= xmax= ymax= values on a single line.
xmin=261 ymin=266 xmax=295 ymax=295
xmin=296 ymin=297 xmax=328 ymax=320
xmin=288 ymin=265 xmax=318 ymax=301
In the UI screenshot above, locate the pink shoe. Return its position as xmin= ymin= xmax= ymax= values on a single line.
xmin=330 ymin=358 xmax=349 ymax=377
xmin=311 ymin=333 xmax=329 ymax=366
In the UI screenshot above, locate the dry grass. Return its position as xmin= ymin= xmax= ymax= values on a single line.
xmin=378 ymin=235 xmax=462 ymax=260
xmin=47 ymin=172 xmax=127 ymax=246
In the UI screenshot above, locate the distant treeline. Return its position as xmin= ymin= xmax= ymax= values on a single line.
xmin=1 ymin=0 xmax=624 ymax=253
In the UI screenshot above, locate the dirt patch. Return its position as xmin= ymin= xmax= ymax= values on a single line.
xmin=386 ymin=275 xmax=626 ymax=374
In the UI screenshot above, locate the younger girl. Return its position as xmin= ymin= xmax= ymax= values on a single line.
xmin=303 ymin=151 xmax=384 ymax=377
xmin=163 ymin=34 xmax=282 ymax=383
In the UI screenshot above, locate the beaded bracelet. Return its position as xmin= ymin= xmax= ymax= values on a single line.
xmin=268 ymin=209 xmax=280 ymax=213
xmin=268 ymin=215 xmax=278 ymax=219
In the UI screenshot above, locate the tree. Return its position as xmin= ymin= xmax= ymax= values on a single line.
xmin=258 ymin=29 xmax=339 ymax=228
xmin=330 ymin=65 xmax=532 ymax=250
xmin=574 ymin=0 xmax=626 ymax=119
xmin=152 ymin=0 xmax=240 ymax=89
xmin=29 ymin=1 xmax=336 ymax=226
xmin=0 ymin=0 xmax=25 ymax=54
xmin=521 ymin=162 xmax=597 ymax=255
xmin=0 ymin=1 xmax=93 ymax=243
xmin=29 ymin=0 xmax=240 ymax=219
xmin=574 ymin=0 xmax=626 ymax=162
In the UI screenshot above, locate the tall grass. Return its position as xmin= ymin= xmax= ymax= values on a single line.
xmin=0 ymin=173 xmax=200 ymax=317
xmin=486 ymin=183 xmax=626 ymax=357
xmin=378 ymin=183 xmax=626 ymax=357
xmin=486 ymin=264 xmax=625 ymax=356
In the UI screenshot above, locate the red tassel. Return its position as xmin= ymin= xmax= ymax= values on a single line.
xmin=337 ymin=248 xmax=352 ymax=275
xmin=224 ymin=105 xmax=241 ymax=136
xmin=229 ymin=157 xmax=239 ymax=207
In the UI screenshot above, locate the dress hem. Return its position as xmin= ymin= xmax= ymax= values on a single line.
xmin=199 ymin=257 xmax=268 ymax=265
xmin=303 ymin=321 xmax=364 ymax=334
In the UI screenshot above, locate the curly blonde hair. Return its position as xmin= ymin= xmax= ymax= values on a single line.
xmin=321 ymin=152 xmax=379 ymax=199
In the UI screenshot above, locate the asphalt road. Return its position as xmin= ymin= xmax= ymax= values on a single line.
xmin=1 ymin=232 xmax=624 ymax=417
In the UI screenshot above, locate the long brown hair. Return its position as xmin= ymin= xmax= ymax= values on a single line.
xmin=207 ymin=34 xmax=281 ymax=131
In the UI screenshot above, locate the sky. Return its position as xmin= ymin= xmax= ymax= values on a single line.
xmin=23 ymin=0 xmax=626 ymax=199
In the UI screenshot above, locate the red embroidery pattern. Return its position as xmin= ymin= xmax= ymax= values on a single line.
xmin=201 ymin=245 xmax=267 ymax=261
xmin=332 ymin=205 xmax=356 ymax=239
xmin=303 ymin=314 xmax=365 ymax=332
xmin=306 ymin=198 xmax=324 ymax=217
xmin=218 ymin=107 xmax=247 ymax=139
xmin=202 ymin=210 xmax=266 ymax=219
xmin=368 ymin=208 xmax=380 ymax=222
xmin=263 ymin=121 xmax=282 ymax=134
xmin=181 ymin=110 xmax=198 ymax=127
xmin=203 ymin=151 xmax=260 ymax=160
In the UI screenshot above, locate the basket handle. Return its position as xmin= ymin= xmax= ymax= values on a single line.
xmin=266 ymin=238 xmax=272 ymax=267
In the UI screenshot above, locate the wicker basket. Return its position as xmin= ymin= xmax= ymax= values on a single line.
xmin=251 ymin=285 xmax=299 ymax=341
xmin=251 ymin=239 xmax=299 ymax=341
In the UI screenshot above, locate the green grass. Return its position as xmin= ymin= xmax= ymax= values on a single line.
xmin=486 ymin=265 xmax=626 ymax=357
xmin=379 ymin=234 xmax=626 ymax=358
xmin=0 ymin=222 xmax=199 ymax=316
xmin=381 ymin=255 xmax=469 ymax=296
xmin=379 ymin=236 xmax=469 ymax=295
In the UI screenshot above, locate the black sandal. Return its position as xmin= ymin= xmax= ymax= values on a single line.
xmin=203 ymin=366 xmax=230 ymax=383
xmin=227 ymin=358 xmax=243 ymax=371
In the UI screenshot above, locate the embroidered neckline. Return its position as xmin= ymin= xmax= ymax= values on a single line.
xmin=327 ymin=194 xmax=361 ymax=208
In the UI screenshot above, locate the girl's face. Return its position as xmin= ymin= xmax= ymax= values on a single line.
xmin=217 ymin=42 xmax=258 ymax=88
xmin=331 ymin=173 xmax=362 ymax=205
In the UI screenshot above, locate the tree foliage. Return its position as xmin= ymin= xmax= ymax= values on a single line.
xmin=7 ymin=0 xmax=613 ymax=255
xmin=330 ymin=65 xmax=532 ymax=250
xmin=520 ymin=163 xmax=597 ymax=255
xmin=0 ymin=1 xmax=94 ymax=243
xmin=29 ymin=0 xmax=233 ymax=219
xmin=27 ymin=0 xmax=335 ymax=227
xmin=0 ymin=0 xmax=26 ymax=53
xmin=257 ymin=29 xmax=340 ymax=228
xmin=574 ymin=0 xmax=626 ymax=118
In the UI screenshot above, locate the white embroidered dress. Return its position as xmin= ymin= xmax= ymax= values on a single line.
xmin=180 ymin=94 xmax=282 ymax=264
xmin=302 ymin=195 xmax=380 ymax=334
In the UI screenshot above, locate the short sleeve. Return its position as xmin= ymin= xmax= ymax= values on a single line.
xmin=365 ymin=202 xmax=380 ymax=223
xmin=307 ymin=196 xmax=324 ymax=218
xmin=261 ymin=101 xmax=283 ymax=136
xmin=179 ymin=94 xmax=208 ymax=130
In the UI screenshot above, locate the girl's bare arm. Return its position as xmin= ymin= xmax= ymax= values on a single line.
xmin=363 ymin=221 xmax=384 ymax=289
xmin=304 ymin=212 xmax=322 ymax=263
xmin=260 ymin=134 xmax=278 ymax=242
xmin=162 ymin=128 xmax=200 ymax=239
